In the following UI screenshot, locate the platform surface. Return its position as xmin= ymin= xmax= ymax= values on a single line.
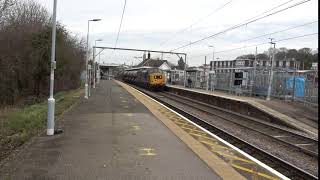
xmin=0 ymin=80 xmax=222 ymax=180
xmin=167 ymin=84 xmax=318 ymax=136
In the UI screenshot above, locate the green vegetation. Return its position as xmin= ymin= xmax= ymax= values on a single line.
xmin=0 ymin=88 xmax=83 ymax=161
xmin=236 ymin=47 xmax=318 ymax=70
xmin=0 ymin=0 xmax=86 ymax=105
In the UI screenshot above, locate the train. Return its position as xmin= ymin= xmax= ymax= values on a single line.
xmin=121 ymin=67 xmax=166 ymax=91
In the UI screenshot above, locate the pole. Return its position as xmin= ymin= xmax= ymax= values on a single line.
xmin=88 ymin=65 xmax=91 ymax=96
xmin=212 ymin=48 xmax=214 ymax=63
xmin=93 ymin=46 xmax=96 ymax=88
xmin=229 ymin=68 xmax=233 ymax=94
xmin=205 ymin=56 xmax=209 ymax=91
xmin=250 ymin=46 xmax=257 ymax=96
xmin=85 ymin=20 xmax=90 ymax=99
xmin=97 ymin=53 xmax=101 ymax=84
xmin=266 ymin=40 xmax=275 ymax=101
xmin=292 ymin=68 xmax=296 ymax=101
xmin=212 ymin=49 xmax=214 ymax=91
xmin=209 ymin=45 xmax=215 ymax=91
xmin=184 ymin=54 xmax=187 ymax=87
xmin=47 ymin=0 xmax=57 ymax=136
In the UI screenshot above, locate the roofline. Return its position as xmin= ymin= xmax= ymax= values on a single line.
xmin=125 ymin=66 xmax=157 ymax=71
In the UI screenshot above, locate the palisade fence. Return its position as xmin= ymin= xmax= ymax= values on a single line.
xmin=214 ymin=70 xmax=318 ymax=105
xmin=168 ymin=69 xmax=318 ymax=106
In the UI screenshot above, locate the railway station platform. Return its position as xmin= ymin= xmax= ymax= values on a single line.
xmin=0 ymin=80 xmax=288 ymax=180
xmin=166 ymin=84 xmax=318 ymax=138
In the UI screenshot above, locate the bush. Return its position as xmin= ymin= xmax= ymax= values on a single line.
xmin=0 ymin=0 xmax=86 ymax=105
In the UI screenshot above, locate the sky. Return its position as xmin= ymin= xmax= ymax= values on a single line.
xmin=37 ymin=0 xmax=318 ymax=66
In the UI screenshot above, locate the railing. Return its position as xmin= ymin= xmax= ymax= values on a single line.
xmin=167 ymin=70 xmax=318 ymax=106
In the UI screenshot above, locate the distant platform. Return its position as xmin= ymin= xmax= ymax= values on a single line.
xmin=166 ymin=84 xmax=318 ymax=138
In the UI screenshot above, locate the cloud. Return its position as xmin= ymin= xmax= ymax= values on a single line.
xmin=36 ymin=0 xmax=318 ymax=66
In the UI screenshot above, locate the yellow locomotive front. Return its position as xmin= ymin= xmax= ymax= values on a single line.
xmin=149 ymin=72 xmax=166 ymax=88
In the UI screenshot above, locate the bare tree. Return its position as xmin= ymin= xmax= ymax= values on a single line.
xmin=0 ymin=0 xmax=85 ymax=105
xmin=0 ymin=0 xmax=16 ymax=26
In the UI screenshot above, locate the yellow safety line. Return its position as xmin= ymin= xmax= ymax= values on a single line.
xmin=116 ymin=81 xmax=246 ymax=179
xmin=188 ymin=132 xmax=216 ymax=141
xmin=173 ymin=121 xmax=193 ymax=127
xmin=189 ymin=129 xmax=257 ymax=164
xmin=116 ymin=81 xmax=282 ymax=180
xmin=199 ymin=140 xmax=229 ymax=150
xmin=180 ymin=127 xmax=207 ymax=134
xmin=231 ymin=164 xmax=280 ymax=180
xmin=213 ymin=151 xmax=255 ymax=164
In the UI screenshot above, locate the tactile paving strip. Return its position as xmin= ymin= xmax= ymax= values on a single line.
xmin=116 ymin=81 xmax=288 ymax=180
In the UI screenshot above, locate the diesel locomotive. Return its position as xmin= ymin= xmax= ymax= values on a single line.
xmin=122 ymin=67 xmax=166 ymax=90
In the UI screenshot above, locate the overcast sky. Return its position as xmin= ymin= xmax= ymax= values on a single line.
xmin=37 ymin=0 xmax=318 ymax=66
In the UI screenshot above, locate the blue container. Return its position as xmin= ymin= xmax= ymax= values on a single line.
xmin=286 ymin=77 xmax=305 ymax=97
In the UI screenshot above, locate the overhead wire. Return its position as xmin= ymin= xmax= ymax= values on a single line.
xmin=190 ymin=20 xmax=317 ymax=58
xmin=236 ymin=20 xmax=318 ymax=44
xmin=155 ymin=0 xmax=234 ymax=49
xmin=166 ymin=0 xmax=296 ymax=52
xmin=238 ymin=0 xmax=295 ymax=25
xmin=214 ymin=32 xmax=318 ymax=54
xmin=186 ymin=0 xmax=295 ymax=34
xmin=114 ymin=0 xmax=127 ymax=49
xmin=190 ymin=32 xmax=318 ymax=58
xmin=169 ymin=0 xmax=311 ymax=52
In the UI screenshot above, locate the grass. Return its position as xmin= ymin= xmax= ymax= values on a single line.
xmin=0 ymin=88 xmax=83 ymax=161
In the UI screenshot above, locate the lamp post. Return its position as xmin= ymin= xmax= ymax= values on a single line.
xmin=205 ymin=56 xmax=209 ymax=91
xmin=93 ymin=39 xmax=102 ymax=88
xmin=85 ymin=18 xmax=101 ymax=99
xmin=209 ymin=45 xmax=214 ymax=91
xmin=209 ymin=45 xmax=214 ymax=62
xmin=97 ymin=51 xmax=101 ymax=84
xmin=266 ymin=38 xmax=276 ymax=101
xmin=47 ymin=0 xmax=58 ymax=136
xmin=250 ymin=46 xmax=257 ymax=96
xmin=96 ymin=39 xmax=103 ymax=84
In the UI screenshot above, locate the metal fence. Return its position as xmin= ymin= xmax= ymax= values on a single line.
xmin=181 ymin=68 xmax=318 ymax=105
xmin=252 ymin=70 xmax=318 ymax=105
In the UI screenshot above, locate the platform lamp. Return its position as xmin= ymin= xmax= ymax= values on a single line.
xmin=266 ymin=38 xmax=276 ymax=101
xmin=47 ymin=0 xmax=58 ymax=136
xmin=85 ymin=18 xmax=102 ymax=99
xmin=208 ymin=45 xmax=215 ymax=91
xmin=208 ymin=45 xmax=214 ymax=62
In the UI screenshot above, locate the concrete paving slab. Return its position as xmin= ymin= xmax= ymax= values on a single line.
xmin=0 ymin=80 xmax=220 ymax=180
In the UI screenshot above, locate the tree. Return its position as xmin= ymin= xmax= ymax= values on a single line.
xmin=297 ymin=48 xmax=313 ymax=70
xmin=279 ymin=47 xmax=288 ymax=53
xmin=256 ymin=53 xmax=268 ymax=60
xmin=0 ymin=0 xmax=85 ymax=105
xmin=275 ymin=47 xmax=288 ymax=60
xmin=287 ymin=49 xmax=298 ymax=59
xmin=236 ymin=54 xmax=255 ymax=60
xmin=177 ymin=57 xmax=186 ymax=70
xmin=275 ymin=51 xmax=286 ymax=60
xmin=313 ymin=52 xmax=318 ymax=62
xmin=0 ymin=0 xmax=16 ymax=24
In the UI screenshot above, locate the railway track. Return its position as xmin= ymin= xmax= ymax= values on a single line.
xmin=159 ymin=91 xmax=318 ymax=157
xmin=127 ymin=84 xmax=318 ymax=180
